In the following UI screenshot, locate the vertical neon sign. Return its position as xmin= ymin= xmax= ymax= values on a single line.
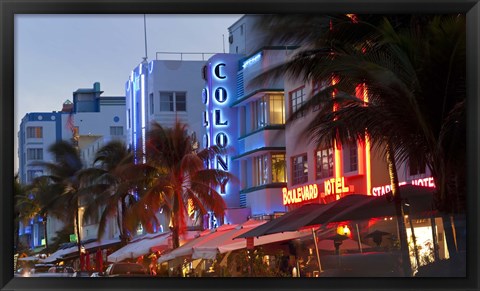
xmin=203 ymin=54 xmax=241 ymax=208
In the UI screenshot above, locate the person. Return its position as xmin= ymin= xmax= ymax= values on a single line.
xmin=149 ymin=262 xmax=157 ymax=276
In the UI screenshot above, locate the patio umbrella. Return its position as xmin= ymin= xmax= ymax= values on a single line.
xmin=364 ymin=230 xmax=391 ymax=247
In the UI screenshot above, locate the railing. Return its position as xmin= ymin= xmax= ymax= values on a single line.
xmin=155 ymin=52 xmax=218 ymax=61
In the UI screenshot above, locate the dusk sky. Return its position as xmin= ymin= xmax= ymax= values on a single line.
xmin=14 ymin=14 xmax=242 ymax=172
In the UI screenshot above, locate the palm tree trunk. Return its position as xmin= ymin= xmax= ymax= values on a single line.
xmin=385 ymin=141 xmax=412 ymax=276
xmin=75 ymin=206 xmax=83 ymax=270
xmin=120 ymin=198 xmax=129 ymax=245
xmin=43 ymin=214 xmax=49 ymax=251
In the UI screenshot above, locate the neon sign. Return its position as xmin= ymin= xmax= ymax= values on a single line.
xmin=242 ymin=52 xmax=262 ymax=69
xmin=324 ymin=177 xmax=354 ymax=197
xmin=372 ymin=177 xmax=435 ymax=196
xmin=282 ymin=184 xmax=319 ymax=206
xmin=204 ymin=59 xmax=238 ymax=195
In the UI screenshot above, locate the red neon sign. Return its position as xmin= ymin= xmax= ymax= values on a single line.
xmin=372 ymin=177 xmax=435 ymax=196
xmin=282 ymin=184 xmax=319 ymax=206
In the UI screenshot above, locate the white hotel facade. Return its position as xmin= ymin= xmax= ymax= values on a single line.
xmin=17 ymin=82 xmax=126 ymax=249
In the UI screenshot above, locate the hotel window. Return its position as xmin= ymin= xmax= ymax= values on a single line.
xmin=110 ymin=126 xmax=124 ymax=136
xmin=26 ymin=127 xmax=43 ymax=138
xmin=253 ymin=98 xmax=267 ymax=129
xmin=27 ymin=148 xmax=43 ymax=161
xmin=269 ymin=94 xmax=285 ymax=125
xmin=409 ymin=157 xmax=426 ymax=176
xmin=254 ymin=154 xmax=269 ymax=186
xmin=316 ymin=147 xmax=333 ymax=179
xmin=311 ymin=81 xmax=329 ymax=112
xmin=27 ymin=170 xmax=43 ymax=183
xmin=160 ymin=91 xmax=187 ymax=112
xmin=290 ymin=87 xmax=306 ymax=119
xmin=272 ymin=153 xmax=287 ymax=183
xmin=343 ymin=143 xmax=358 ymax=173
xmin=292 ymin=154 xmax=308 ymax=185
xmin=252 ymin=94 xmax=285 ymax=131
xmin=149 ymin=93 xmax=154 ymax=114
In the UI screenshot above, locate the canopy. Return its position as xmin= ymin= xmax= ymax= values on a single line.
xmin=217 ymin=229 xmax=312 ymax=254
xmin=107 ymin=232 xmax=170 ymax=263
xmin=237 ymin=185 xmax=434 ymax=238
xmin=108 ymin=231 xmax=199 ymax=263
xmin=158 ymin=220 xmax=313 ymax=263
xmin=157 ymin=224 xmax=238 ymax=264
xmin=191 ymin=220 xmax=265 ymax=259
xmin=41 ymin=237 xmax=121 ymax=263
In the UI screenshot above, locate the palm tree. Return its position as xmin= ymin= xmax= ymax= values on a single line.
xmin=34 ymin=140 xmax=88 ymax=259
xmin=80 ymin=140 xmax=138 ymax=244
xmin=254 ymin=14 xmax=466 ymax=272
xmin=125 ymin=121 xmax=234 ymax=249
xmin=14 ymin=174 xmax=36 ymax=253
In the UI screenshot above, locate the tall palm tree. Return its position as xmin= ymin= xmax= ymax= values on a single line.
xmin=34 ymin=140 xmax=88 ymax=259
xmin=80 ymin=140 xmax=138 ymax=244
xmin=125 ymin=121 xmax=234 ymax=249
xmin=14 ymin=174 xmax=36 ymax=253
xmin=254 ymin=14 xmax=466 ymax=272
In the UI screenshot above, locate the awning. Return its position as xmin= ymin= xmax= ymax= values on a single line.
xmin=217 ymin=229 xmax=312 ymax=254
xmin=157 ymin=220 xmax=312 ymax=263
xmin=107 ymin=231 xmax=199 ymax=263
xmin=107 ymin=232 xmax=170 ymax=263
xmin=157 ymin=224 xmax=238 ymax=264
xmin=237 ymin=185 xmax=434 ymax=238
xmin=41 ymin=238 xmax=121 ymax=263
xmin=192 ymin=220 xmax=266 ymax=259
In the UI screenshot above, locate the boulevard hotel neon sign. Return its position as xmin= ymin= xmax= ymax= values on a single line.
xmin=283 ymin=177 xmax=354 ymax=206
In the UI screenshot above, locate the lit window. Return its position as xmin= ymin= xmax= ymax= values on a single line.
xmin=271 ymin=153 xmax=286 ymax=183
xmin=292 ymin=154 xmax=308 ymax=185
xmin=316 ymin=148 xmax=333 ymax=179
xmin=252 ymin=94 xmax=285 ymax=131
xmin=26 ymin=127 xmax=43 ymax=138
xmin=269 ymin=94 xmax=285 ymax=125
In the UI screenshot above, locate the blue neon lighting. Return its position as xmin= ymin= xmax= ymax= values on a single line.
xmin=242 ymin=52 xmax=262 ymax=69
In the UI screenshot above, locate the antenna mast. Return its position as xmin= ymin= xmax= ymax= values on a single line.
xmin=143 ymin=14 xmax=148 ymax=61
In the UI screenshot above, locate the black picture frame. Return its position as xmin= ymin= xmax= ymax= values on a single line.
xmin=1 ymin=1 xmax=478 ymax=290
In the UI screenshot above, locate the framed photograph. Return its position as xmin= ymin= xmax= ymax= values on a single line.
xmin=1 ymin=1 xmax=478 ymax=291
